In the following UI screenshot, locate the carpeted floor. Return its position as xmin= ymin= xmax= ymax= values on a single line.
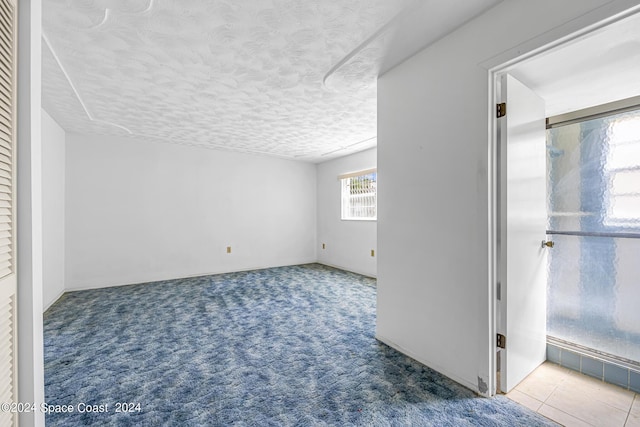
xmin=44 ymin=264 xmax=557 ymax=426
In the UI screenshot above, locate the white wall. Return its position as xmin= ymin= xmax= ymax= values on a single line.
xmin=317 ymin=148 xmax=376 ymax=277
xmin=376 ymin=0 xmax=640 ymax=395
xmin=65 ymin=133 xmax=317 ymax=290
xmin=42 ymin=109 xmax=65 ymax=310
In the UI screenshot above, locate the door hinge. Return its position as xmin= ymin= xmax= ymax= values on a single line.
xmin=497 ymin=102 xmax=506 ymax=118
xmin=497 ymin=333 xmax=506 ymax=349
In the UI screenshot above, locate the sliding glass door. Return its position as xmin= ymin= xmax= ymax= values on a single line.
xmin=547 ymin=107 xmax=640 ymax=364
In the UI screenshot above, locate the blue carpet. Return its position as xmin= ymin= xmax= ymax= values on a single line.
xmin=44 ymin=264 xmax=556 ymax=426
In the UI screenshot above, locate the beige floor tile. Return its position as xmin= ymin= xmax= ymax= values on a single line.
xmin=631 ymin=395 xmax=640 ymax=417
xmin=626 ymin=413 xmax=640 ymax=427
xmin=534 ymin=362 xmax=573 ymax=380
xmin=514 ymin=362 xmax=572 ymax=403
xmin=546 ymin=386 xmax=628 ymax=427
xmin=506 ymin=388 xmax=543 ymax=412
xmin=510 ymin=363 xmax=638 ymax=427
xmin=560 ymin=372 xmax=635 ymax=412
xmin=538 ymin=404 xmax=593 ymax=427
xmin=516 ymin=379 xmax=557 ymax=402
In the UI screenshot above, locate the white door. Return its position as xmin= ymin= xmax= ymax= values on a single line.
xmin=0 ymin=0 xmax=18 ymax=425
xmin=497 ymin=74 xmax=548 ymax=393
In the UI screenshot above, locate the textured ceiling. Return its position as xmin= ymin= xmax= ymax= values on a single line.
xmin=42 ymin=0 xmax=501 ymax=162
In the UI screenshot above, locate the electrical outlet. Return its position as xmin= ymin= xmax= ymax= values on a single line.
xmin=226 ymin=246 xmax=231 ymax=254
xmin=371 ymin=249 xmax=375 ymax=257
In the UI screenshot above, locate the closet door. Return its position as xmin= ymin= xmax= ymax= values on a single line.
xmin=0 ymin=0 xmax=18 ymax=425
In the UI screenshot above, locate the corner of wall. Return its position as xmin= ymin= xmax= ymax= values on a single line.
xmin=316 ymin=148 xmax=377 ymax=277
xmin=41 ymin=108 xmax=67 ymax=311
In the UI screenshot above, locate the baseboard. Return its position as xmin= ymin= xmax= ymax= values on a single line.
xmin=43 ymin=289 xmax=66 ymax=312
xmin=64 ymin=260 xmax=320 ymax=292
xmin=375 ymin=333 xmax=483 ymax=396
xmin=316 ymin=262 xmax=376 ymax=279
xmin=547 ymin=339 xmax=640 ymax=393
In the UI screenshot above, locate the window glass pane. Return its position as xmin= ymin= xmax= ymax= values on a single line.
xmin=608 ymin=141 xmax=640 ymax=170
xmin=609 ymin=117 xmax=640 ymax=145
xmin=609 ymin=195 xmax=640 ymax=223
xmin=611 ymin=170 xmax=640 ymax=195
xmin=341 ymin=172 xmax=376 ymax=220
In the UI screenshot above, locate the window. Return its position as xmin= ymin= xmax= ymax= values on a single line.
xmin=604 ymin=115 xmax=640 ymax=228
xmin=340 ymin=169 xmax=377 ymax=220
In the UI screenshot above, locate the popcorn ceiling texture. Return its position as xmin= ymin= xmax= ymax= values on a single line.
xmin=41 ymin=0 xmax=497 ymax=161
xmin=42 ymin=0 xmax=408 ymax=160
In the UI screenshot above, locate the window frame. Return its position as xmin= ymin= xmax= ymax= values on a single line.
xmin=339 ymin=168 xmax=377 ymax=221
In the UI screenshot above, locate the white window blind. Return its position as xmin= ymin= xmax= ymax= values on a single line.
xmin=0 ymin=0 xmax=17 ymax=425
xmin=340 ymin=168 xmax=377 ymax=220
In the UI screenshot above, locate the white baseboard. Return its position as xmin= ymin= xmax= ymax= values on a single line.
xmin=43 ymin=289 xmax=66 ymax=313
xmin=375 ymin=333 xmax=484 ymax=396
xmin=316 ymin=262 xmax=376 ymax=279
xmin=64 ymin=260 xmax=320 ymax=292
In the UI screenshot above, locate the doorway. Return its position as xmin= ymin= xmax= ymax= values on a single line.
xmin=491 ymin=8 xmax=640 ymax=395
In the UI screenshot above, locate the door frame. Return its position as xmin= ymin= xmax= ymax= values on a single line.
xmin=487 ymin=4 xmax=640 ymax=396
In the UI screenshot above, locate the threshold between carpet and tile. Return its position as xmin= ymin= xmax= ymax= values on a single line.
xmin=44 ymin=263 xmax=556 ymax=426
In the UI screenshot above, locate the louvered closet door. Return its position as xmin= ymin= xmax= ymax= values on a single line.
xmin=0 ymin=0 xmax=17 ymax=426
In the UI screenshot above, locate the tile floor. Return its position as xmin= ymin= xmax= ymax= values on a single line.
xmin=507 ymin=362 xmax=640 ymax=427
